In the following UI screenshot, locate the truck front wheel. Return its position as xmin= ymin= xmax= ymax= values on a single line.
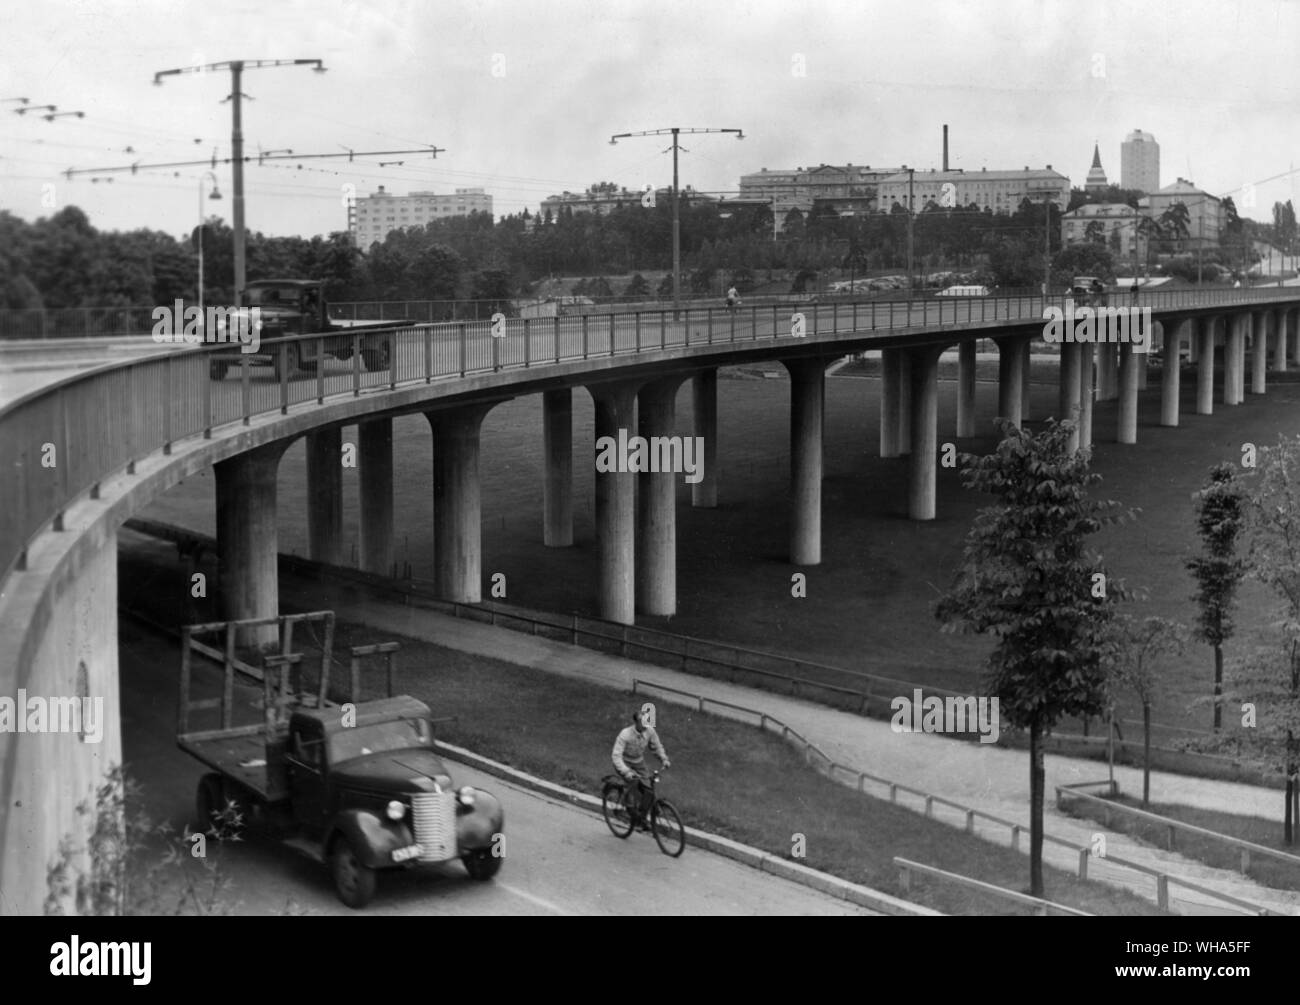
xmin=330 ymin=835 xmax=377 ymax=908
xmin=462 ymin=848 xmax=501 ymax=881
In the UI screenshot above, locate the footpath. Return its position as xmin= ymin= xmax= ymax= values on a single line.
xmin=271 ymin=565 xmax=1299 ymax=916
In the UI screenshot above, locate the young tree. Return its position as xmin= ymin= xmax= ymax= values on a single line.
xmin=1110 ymin=615 xmax=1187 ymax=806
xmin=1241 ymin=434 xmax=1300 ymax=840
xmin=1186 ymin=463 xmax=1247 ymax=731
xmin=622 ymin=273 xmax=650 ymax=298
xmin=936 ymin=419 xmax=1131 ymax=895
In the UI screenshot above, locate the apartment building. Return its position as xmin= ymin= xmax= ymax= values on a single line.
xmin=349 ymin=185 xmax=493 ymax=247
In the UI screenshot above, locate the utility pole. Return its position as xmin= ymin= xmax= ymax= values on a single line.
xmin=1044 ymin=195 xmax=1052 ymax=296
xmin=155 ymin=59 xmax=326 ymax=305
xmin=906 ymin=167 xmax=915 ymax=295
xmin=610 ymin=127 xmax=744 ymax=317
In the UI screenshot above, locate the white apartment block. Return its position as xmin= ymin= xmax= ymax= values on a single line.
xmin=874 ymin=166 xmax=1071 ymax=215
xmin=540 ymin=182 xmax=712 ymax=218
xmin=349 ymin=185 xmax=493 ymax=247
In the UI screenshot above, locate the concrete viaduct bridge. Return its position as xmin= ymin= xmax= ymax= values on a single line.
xmin=3 ymin=286 xmax=1299 ymax=912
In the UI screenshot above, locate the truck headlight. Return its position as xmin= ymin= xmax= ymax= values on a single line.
xmin=457 ymin=786 xmax=476 ymax=807
xmin=386 ymin=800 xmax=406 ymax=820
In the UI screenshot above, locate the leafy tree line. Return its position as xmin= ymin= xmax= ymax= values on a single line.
xmin=3 ymin=188 xmax=1282 ymax=313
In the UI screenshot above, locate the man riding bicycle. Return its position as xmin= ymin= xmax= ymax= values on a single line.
xmin=611 ymin=709 xmax=671 ymax=829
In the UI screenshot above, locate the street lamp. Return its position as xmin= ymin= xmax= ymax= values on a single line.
xmin=198 ymin=171 xmax=222 ymax=320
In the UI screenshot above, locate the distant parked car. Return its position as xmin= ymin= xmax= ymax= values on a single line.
xmin=1069 ymin=276 xmax=1108 ymax=308
xmin=936 ymin=284 xmax=990 ymax=297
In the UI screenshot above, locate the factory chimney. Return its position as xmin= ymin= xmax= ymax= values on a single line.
xmin=942 ymin=124 xmax=949 ymax=171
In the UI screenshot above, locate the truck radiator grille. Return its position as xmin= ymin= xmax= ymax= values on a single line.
xmin=411 ymin=791 xmax=457 ymax=862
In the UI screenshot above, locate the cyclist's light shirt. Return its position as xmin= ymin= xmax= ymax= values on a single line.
xmin=612 ymin=725 xmax=667 ymax=775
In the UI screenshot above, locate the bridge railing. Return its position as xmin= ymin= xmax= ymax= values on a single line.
xmin=3 ymin=286 xmax=1298 ymax=586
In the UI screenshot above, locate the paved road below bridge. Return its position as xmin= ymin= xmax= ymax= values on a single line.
xmin=116 ymin=611 xmax=879 ymax=916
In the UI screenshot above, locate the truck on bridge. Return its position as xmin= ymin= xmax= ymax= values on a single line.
xmin=179 ymin=611 xmax=505 ymax=908
xmin=208 ymin=279 xmax=412 ymax=381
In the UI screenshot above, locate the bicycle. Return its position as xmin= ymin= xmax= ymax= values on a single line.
xmin=601 ymin=769 xmax=685 ymax=857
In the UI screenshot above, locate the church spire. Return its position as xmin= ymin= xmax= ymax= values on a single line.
xmin=1085 ymin=143 xmax=1109 ymax=192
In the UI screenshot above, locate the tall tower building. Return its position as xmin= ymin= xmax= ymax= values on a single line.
xmin=1085 ymin=143 xmax=1109 ymax=192
xmin=1121 ymin=129 xmax=1159 ymax=193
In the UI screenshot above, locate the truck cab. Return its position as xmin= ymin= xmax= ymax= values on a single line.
xmin=181 ymin=615 xmax=504 ymax=909
xmin=208 ymin=279 xmax=399 ymax=382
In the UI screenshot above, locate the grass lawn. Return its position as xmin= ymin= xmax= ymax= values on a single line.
xmin=140 ymin=359 xmax=1300 ymax=756
xmin=1060 ymin=792 xmax=1300 ymax=894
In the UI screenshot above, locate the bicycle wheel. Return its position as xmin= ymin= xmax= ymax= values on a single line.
xmin=602 ymin=782 xmax=634 ymax=838
xmin=650 ymin=799 xmax=685 ymax=857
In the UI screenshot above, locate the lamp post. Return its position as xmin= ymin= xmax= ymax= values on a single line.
xmin=156 ymin=58 xmax=326 ymax=305
xmin=609 ymin=126 xmax=744 ymax=317
xmin=197 ymin=171 xmax=222 ymax=320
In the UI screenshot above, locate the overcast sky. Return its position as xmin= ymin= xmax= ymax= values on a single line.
xmin=2 ymin=0 xmax=1298 ymax=240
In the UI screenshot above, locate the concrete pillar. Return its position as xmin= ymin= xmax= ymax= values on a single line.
xmin=589 ymin=381 xmax=638 ymax=623
xmin=357 ymin=418 xmax=394 ymax=575
xmin=306 ymin=427 xmax=344 ymax=566
xmin=956 ymin=340 xmax=976 ymax=437
xmin=1274 ymin=309 xmax=1288 ymax=372
xmin=1224 ymin=314 xmax=1244 ymax=406
xmin=1117 ymin=341 xmax=1139 ymax=445
xmin=1292 ymin=308 xmax=1300 ymax=366
xmin=996 ymin=337 xmax=1024 ymax=428
xmin=636 ymin=377 xmax=684 ymax=615
xmin=1058 ymin=340 xmax=1081 ymax=453
xmin=1137 ymin=329 xmax=1150 ymax=390
xmin=1196 ymin=317 xmax=1215 ymax=416
xmin=426 ymin=404 xmax=493 ymax=603
xmin=908 ymin=347 xmax=940 ymax=521
xmin=1077 ymin=341 xmax=1094 ymax=449
xmin=1251 ymin=311 xmax=1268 ymax=394
xmin=786 ymin=358 xmax=825 ymax=564
xmin=880 ymin=348 xmax=901 ymax=458
xmin=1160 ymin=320 xmax=1188 ymax=428
xmin=1097 ymin=341 xmax=1118 ymax=401
xmin=691 ymin=370 xmax=719 ymax=508
xmin=543 ymin=389 xmax=574 ymax=544
xmin=898 ymin=351 xmax=912 ymax=454
xmin=216 ymin=441 xmax=289 ymax=650
xmin=1019 ymin=338 xmax=1032 ymax=421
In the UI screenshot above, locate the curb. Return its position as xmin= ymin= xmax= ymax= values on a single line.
xmin=433 ymin=739 xmax=942 ymax=917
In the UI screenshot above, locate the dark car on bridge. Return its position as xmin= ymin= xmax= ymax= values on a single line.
xmin=208 ymin=279 xmax=410 ymax=382
xmin=1069 ymin=276 xmax=1109 ymax=308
